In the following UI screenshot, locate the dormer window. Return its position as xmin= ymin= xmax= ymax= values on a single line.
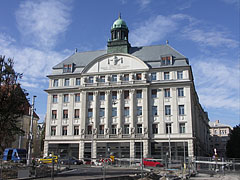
xmin=161 ymin=56 xmax=172 ymax=66
xmin=89 ymin=76 xmax=93 ymax=83
xmin=63 ymin=64 xmax=72 ymax=73
xmin=136 ymin=73 xmax=142 ymax=80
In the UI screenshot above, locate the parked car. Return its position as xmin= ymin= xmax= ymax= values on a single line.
xmin=143 ymin=158 xmax=164 ymax=167
xmin=39 ymin=156 xmax=58 ymax=164
xmin=59 ymin=157 xmax=83 ymax=165
xmin=2 ymin=148 xmax=27 ymax=163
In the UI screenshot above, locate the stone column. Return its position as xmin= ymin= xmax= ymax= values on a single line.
xmin=92 ymin=141 xmax=97 ymax=160
xmin=93 ymin=91 xmax=99 ymax=131
xmin=117 ymin=90 xmax=123 ymax=137
xmin=57 ymin=94 xmax=63 ymax=136
xmin=143 ymin=139 xmax=149 ymax=158
xmin=142 ymin=88 xmax=149 ymax=138
xmin=130 ymin=89 xmax=136 ymax=138
xmin=172 ymin=87 xmax=177 ymax=133
xmin=68 ymin=93 xmax=74 ymax=135
xmin=43 ymin=141 xmax=49 ymax=157
xmin=79 ymin=141 xmax=84 ymax=159
xmin=80 ymin=91 xmax=87 ymax=138
xmin=105 ymin=90 xmax=111 ymax=137
xmin=45 ymin=94 xmax=52 ymax=137
xmin=130 ymin=140 xmax=135 ymax=162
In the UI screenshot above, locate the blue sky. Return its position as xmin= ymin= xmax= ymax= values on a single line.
xmin=0 ymin=0 xmax=239 ymax=127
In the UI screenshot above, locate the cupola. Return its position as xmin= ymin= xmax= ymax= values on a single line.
xmin=107 ymin=14 xmax=131 ymax=54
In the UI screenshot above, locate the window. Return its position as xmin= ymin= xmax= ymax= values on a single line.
xmin=124 ymin=107 xmax=129 ymax=116
xmin=136 ymin=90 xmax=142 ymax=99
xmin=87 ymin=125 xmax=92 ymax=134
xmin=74 ymin=126 xmax=79 ymax=135
xmin=53 ymin=79 xmax=58 ymax=87
xmin=75 ymin=93 xmax=80 ymax=102
xmin=151 ymin=72 xmax=157 ymax=81
xmin=161 ymin=56 xmax=171 ymax=65
xmin=166 ymin=123 xmax=172 ymax=134
xmin=88 ymin=109 xmax=93 ymax=118
xmin=164 ymin=72 xmax=170 ymax=80
xmin=89 ymin=76 xmax=93 ymax=83
xmin=136 ymin=73 xmax=142 ymax=80
xmin=137 ymin=106 xmax=142 ymax=116
xmin=152 ymin=124 xmax=158 ymax=134
xmin=62 ymin=126 xmax=67 ymax=136
xmin=74 ymin=109 xmax=80 ymax=118
xmin=123 ymin=125 xmax=129 ymax=134
xmin=100 ymin=108 xmax=105 ymax=117
xmin=179 ymin=123 xmax=185 ymax=133
xmin=112 ymin=91 xmax=117 ymax=100
xmin=123 ymin=74 xmax=129 ymax=81
xmin=88 ymin=92 xmax=93 ymax=101
xmin=63 ymin=110 xmax=68 ymax=119
xmin=52 ymin=95 xmax=58 ymax=103
xmin=76 ymin=78 xmax=81 ymax=85
xmin=111 ymin=125 xmax=117 ymax=134
xmin=177 ymin=88 xmax=184 ymax=97
xmin=152 ymin=106 xmax=158 ymax=116
xmin=111 ymin=75 xmax=117 ymax=82
xmin=112 ymin=107 xmax=117 ymax=117
xmin=63 ymin=94 xmax=69 ymax=103
xmin=99 ymin=76 xmax=105 ymax=83
xmin=177 ymin=71 xmax=183 ymax=79
xmin=64 ymin=78 xmax=70 ymax=86
xmin=63 ymin=64 xmax=72 ymax=73
xmin=99 ymin=125 xmax=104 ymax=134
xmin=137 ymin=124 xmax=142 ymax=134
xmin=51 ymin=126 xmax=56 ymax=136
xmin=52 ymin=110 xmax=57 ymax=119
xmin=164 ymin=89 xmax=170 ymax=98
xmin=124 ymin=90 xmax=129 ymax=99
xmin=179 ymin=105 xmax=185 ymax=115
xmin=151 ymin=89 xmax=157 ymax=98
xmin=165 ymin=105 xmax=171 ymax=115
xmin=100 ymin=92 xmax=105 ymax=101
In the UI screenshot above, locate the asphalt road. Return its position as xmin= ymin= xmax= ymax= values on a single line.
xmin=39 ymin=165 xmax=142 ymax=180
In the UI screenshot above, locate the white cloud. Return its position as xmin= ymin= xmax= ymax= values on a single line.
xmin=130 ymin=15 xmax=178 ymax=46
xmin=137 ymin=0 xmax=151 ymax=9
xmin=130 ymin=13 xmax=238 ymax=49
xmin=192 ymin=58 xmax=240 ymax=110
xmin=15 ymin=0 xmax=71 ymax=49
xmin=221 ymin=0 xmax=239 ymax=5
xmin=0 ymin=33 xmax=70 ymax=88
xmin=182 ymin=28 xmax=239 ymax=48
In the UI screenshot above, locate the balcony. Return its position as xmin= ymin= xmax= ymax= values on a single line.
xmin=124 ymin=116 xmax=130 ymax=123
xmin=62 ymin=119 xmax=68 ymax=125
xmin=165 ymin=116 xmax=171 ymax=122
xmin=51 ymin=119 xmax=57 ymax=124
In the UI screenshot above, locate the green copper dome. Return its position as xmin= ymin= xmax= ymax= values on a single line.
xmin=111 ymin=16 xmax=128 ymax=30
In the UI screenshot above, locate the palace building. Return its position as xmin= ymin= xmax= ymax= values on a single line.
xmin=44 ymin=15 xmax=210 ymax=160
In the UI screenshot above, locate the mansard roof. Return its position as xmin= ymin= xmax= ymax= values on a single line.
xmin=53 ymin=44 xmax=188 ymax=69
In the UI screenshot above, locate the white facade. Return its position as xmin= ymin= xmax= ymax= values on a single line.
xmin=44 ymin=17 xmax=210 ymax=160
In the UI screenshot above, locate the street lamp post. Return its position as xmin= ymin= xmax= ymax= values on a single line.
xmin=27 ymin=95 xmax=36 ymax=166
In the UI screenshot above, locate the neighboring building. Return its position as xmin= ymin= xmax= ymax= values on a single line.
xmin=5 ymin=87 xmax=40 ymax=157
xmin=209 ymin=120 xmax=232 ymax=157
xmin=44 ymin=15 xmax=210 ymax=160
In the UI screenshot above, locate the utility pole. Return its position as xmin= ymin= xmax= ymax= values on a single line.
xmin=27 ymin=96 xmax=36 ymax=166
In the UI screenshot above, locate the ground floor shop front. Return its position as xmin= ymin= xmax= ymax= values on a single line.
xmin=44 ymin=139 xmax=191 ymax=161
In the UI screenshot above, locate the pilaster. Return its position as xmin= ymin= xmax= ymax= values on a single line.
xmin=130 ymin=89 xmax=136 ymax=138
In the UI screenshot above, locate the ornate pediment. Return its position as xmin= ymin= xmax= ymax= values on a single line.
xmin=83 ymin=53 xmax=149 ymax=73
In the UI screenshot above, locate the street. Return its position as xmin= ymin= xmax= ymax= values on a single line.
xmin=39 ymin=165 xmax=142 ymax=180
